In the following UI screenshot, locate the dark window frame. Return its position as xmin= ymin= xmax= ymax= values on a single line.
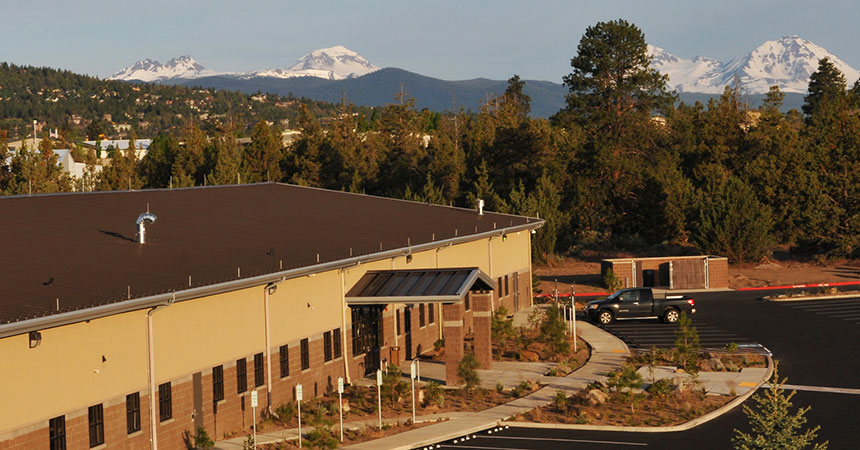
xmin=254 ymin=353 xmax=265 ymax=387
xmin=301 ymin=338 xmax=310 ymax=370
xmin=279 ymin=344 xmax=289 ymax=378
xmin=49 ymin=415 xmax=66 ymax=450
xmin=498 ymin=277 xmax=503 ymax=297
xmin=236 ymin=358 xmax=247 ymax=393
xmin=419 ymin=303 xmax=426 ymax=327
xmin=333 ymin=328 xmax=342 ymax=359
xmin=323 ymin=330 xmax=333 ymax=362
xmin=126 ymin=392 xmax=141 ymax=434
xmin=465 ymin=294 xmax=470 ymax=311
xmin=88 ymin=404 xmax=104 ymax=447
xmin=212 ymin=365 xmax=224 ymax=402
xmin=505 ymin=274 xmax=510 ymax=296
xmin=428 ymin=303 xmax=435 ymax=323
xmin=158 ymin=382 xmax=172 ymax=422
xmin=396 ymin=310 xmax=401 ymax=335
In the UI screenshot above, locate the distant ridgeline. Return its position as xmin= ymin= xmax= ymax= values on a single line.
xmin=0 ymin=62 xmax=345 ymax=139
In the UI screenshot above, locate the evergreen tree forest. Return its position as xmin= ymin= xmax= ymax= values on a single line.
xmin=2 ymin=19 xmax=860 ymax=263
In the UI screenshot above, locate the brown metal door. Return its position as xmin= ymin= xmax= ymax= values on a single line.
xmin=192 ymin=372 xmax=203 ymax=431
xmin=673 ymin=259 xmax=706 ymax=289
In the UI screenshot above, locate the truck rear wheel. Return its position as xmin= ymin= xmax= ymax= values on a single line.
xmin=664 ymin=308 xmax=680 ymax=324
xmin=598 ymin=310 xmax=614 ymax=325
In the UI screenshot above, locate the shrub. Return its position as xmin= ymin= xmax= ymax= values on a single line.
xmin=553 ymin=390 xmax=568 ymax=412
xmin=434 ymin=338 xmax=445 ymax=351
xmin=606 ymin=363 xmax=643 ymax=393
xmin=726 ymin=342 xmax=739 ymax=353
xmin=603 ymin=269 xmax=623 ymax=291
xmin=425 ymin=381 xmax=445 ymax=407
xmin=647 ymin=378 xmax=675 ymax=398
xmin=182 ymin=427 xmax=214 ymax=450
xmin=496 ymin=382 xmax=504 ymax=393
xmin=674 ymin=312 xmax=701 ymax=373
xmin=457 ymin=354 xmax=481 ymax=389
xmin=305 ymin=425 xmax=338 ymax=450
xmin=381 ymin=364 xmax=409 ymax=404
xmin=275 ymin=401 xmax=297 ymax=421
xmin=540 ymin=306 xmax=570 ymax=357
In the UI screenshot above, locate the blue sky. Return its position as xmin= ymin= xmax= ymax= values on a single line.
xmin=2 ymin=0 xmax=858 ymax=82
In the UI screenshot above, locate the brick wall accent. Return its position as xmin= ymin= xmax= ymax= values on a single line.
xmin=442 ymin=302 xmax=465 ymax=386
xmin=707 ymin=257 xmax=728 ymax=289
xmin=471 ymin=293 xmax=492 ymax=370
xmin=518 ymin=270 xmax=532 ymax=309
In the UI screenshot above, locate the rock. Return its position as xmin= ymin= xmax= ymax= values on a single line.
xmin=417 ymin=389 xmax=425 ymax=405
xmin=586 ymin=389 xmax=608 ymax=406
xmin=520 ymin=350 xmax=540 ymax=362
xmin=341 ymin=399 xmax=350 ymax=413
xmin=710 ymin=358 xmax=726 ymax=371
xmin=674 ymin=368 xmax=687 ymax=374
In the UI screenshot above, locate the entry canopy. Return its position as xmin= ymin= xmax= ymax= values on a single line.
xmin=345 ymin=268 xmax=496 ymax=305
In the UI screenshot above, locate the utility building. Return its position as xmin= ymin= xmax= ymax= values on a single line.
xmin=0 ymin=183 xmax=541 ymax=449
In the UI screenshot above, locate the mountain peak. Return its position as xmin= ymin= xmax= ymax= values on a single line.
xmin=109 ymin=55 xmax=213 ymax=82
xmin=286 ymin=46 xmax=379 ymax=80
xmin=649 ymin=36 xmax=859 ymax=94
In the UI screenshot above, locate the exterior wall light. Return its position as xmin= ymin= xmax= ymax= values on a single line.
xmin=406 ymin=254 xmax=413 ymax=264
xmin=29 ymin=331 xmax=42 ymax=348
xmin=502 ymin=234 xmax=508 ymax=242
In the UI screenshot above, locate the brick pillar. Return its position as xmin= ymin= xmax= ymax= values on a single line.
xmin=471 ymin=292 xmax=493 ymax=370
xmin=442 ymin=302 xmax=464 ymax=386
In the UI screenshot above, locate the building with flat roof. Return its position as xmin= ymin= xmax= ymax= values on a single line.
xmin=0 ymin=183 xmax=541 ymax=449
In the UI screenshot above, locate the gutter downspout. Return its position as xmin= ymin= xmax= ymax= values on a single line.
xmin=263 ymin=281 xmax=282 ymax=416
xmin=146 ymin=294 xmax=174 ymax=450
xmin=435 ymin=243 xmax=452 ymax=337
xmin=340 ymin=269 xmax=351 ymax=384
xmin=488 ymin=236 xmax=495 ymax=313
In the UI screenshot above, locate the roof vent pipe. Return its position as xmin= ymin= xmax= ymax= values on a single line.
xmin=477 ymin=199 xmax=484 ymax=216
xmin=136 ymin=211 xmax=157 ymax=244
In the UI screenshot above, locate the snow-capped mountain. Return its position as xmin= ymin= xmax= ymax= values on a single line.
xmin=649 ymin=36 xmax=860 ymax=94
xmin=242 ymin=46 xmax=379 ymax=80
xmin=108 ymin=56 xmax=214 ymax=82
xmin=110 ymin=46 xmax=379 ymax=83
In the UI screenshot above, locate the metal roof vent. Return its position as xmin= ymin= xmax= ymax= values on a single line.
xmin=477 ymin=199 xmax=484 ymax=216
xmin=136 ymin=209 xmax=157 ymax=244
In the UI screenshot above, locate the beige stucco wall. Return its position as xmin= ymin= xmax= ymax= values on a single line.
xmin=0 ymin=309 xmax=148 ymax=433
xmin=0 ymin=230 xmax=535 ymax=435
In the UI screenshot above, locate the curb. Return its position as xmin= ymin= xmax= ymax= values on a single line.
xmin=500 ymin=354 xmax=774 ymax=433
xmin=737 ymin=280 xmax=860 ymax=292
xmin=763 ymin=292 xmax=860 ymax=302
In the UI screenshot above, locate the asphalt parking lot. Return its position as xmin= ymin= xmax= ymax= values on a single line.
xmin=425 ymin=288 xmax=860 ymax=449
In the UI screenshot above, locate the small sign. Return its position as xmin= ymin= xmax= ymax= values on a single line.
xmin=410 ymin=362 xmax=416 ymax=379
xmin=337 ymin=377 xmax=344 ymax=394
xmin=251 ymin=390 xmax=258 ymax=407
xmin=376 ymin=369 xmax=382 ymax=386
xmin=296 ymin=383 xmax=303 ymax=401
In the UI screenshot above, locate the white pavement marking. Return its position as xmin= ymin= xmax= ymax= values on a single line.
xmin=481 ymin=435 xmax=648 ymax=446
xmin=763 ymin=384 xmax=860 ymax=395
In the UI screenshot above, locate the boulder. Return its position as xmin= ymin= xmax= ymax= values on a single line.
xmin=710 ymin=358 xmax=726 ymax=371
xmin=520 ymin=350 xmax=540 ymax=362
xmin=674 ymin=368 xmax=687 ymax=374
xmin=417 ymin=389 xmax=425 ymax=405
xmin=585 ymin=389 xmax=608 ymax=406
xmin=341 ymin=399 xmax=350 ymax=413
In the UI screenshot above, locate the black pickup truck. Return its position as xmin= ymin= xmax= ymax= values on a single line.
xmin=585 ymin=288 xmax=695 ymax=325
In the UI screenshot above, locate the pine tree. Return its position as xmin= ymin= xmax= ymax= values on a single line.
xmin=243 ymin=120 xmax=282 ymax=183
xmin=733 ymin=362 xmax=828 ymax=450
xmin=207 ymin=123 xmax=242 ymax=185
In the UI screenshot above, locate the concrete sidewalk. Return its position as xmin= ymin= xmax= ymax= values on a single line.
xmin=343 ymin=320 xmax=629 ymax=449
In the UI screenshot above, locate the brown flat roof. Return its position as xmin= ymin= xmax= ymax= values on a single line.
xmin=0 ymin=183 xmax=538 ymax=327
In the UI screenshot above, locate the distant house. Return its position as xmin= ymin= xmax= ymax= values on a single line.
xmin=3 ymin=148 xmax=103 ymax=189
xmin=82 ymin=139 xmax=152 ymax=160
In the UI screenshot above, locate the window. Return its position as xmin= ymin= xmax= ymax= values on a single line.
xmin=505 ymin=275 xmax=509 ymax=297
xmin=497 ymin=277 xmax=503 ymax=297
xmin=396 ymin=310 xmax=401 ymax=335
xmin=419 ymin=303 xmax=425 ymax=327
xmin=254 ymin=353 xmax=265 ymax=387
xmin=301 ymin=338 xmax=310 ymax=370
xmin=126 ymin=393 xmax=141 ymax=434
xmin=88 ymin=404 xmax=104 ymax=447
xmin=465 ymin=294 xmax=470 ymax=311
xmin=236 ymin=358 xmax=247 ymax=393
xmin=158 ymin=382 xmax=172 ymax=422
xmin=333 ymin=328 xmax=342 ymax=359
xmin=323 ymin=331 xmax=332 ymax=362
xmin=279 ymin=345 xmax=289 ymax=378
xmin=49 ymin=415 xmax=66 ymax=450
xmin=351 ymin=306 xmax=382 ymax=356
xmin=212 ymin=366 xmax=224 ymax=402
xmin=428 ymin=304 xmax=435 ymax=324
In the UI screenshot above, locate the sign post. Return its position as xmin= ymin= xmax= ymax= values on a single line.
xmin=571 ymin=285 xmax=577 ymax=353
xmin=410 ymin=361 xmax=417 ymax=424
xmin=337 ymin=377 xmax=344 ymax=442
xmin=250 ymin=390 xmax=258 ymax=449
xmin=376 ymin=369 xmax=383 ymax=429
xmin=296 ymin=384 xmax=303 ymax=448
